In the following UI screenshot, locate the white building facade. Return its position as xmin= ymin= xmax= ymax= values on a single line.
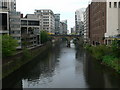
xmin=35 ymin=9 xmax=55 ymax=34
xmin=105 ymin=0 xmax=120 ymax=37
xmin=105 ymin=0 xmax=120 ymax=44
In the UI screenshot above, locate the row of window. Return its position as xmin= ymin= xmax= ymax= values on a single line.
xmin=109 ymin=2 xmax=120 ymax=8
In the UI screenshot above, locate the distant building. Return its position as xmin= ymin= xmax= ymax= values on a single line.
xmin=54 ymin=14 xmax=60 ymax=34
xmin=83 ymin=5 xmax=90 ymax=44
xmin=35 ymin=9 xmax=55 ymax=34
xmin=60 ymin=20 xmax=67 ymax=35
xmin=21 ymin=14 xmax=41 ymax=48
xmin=71 ymin=27 xmax=76 ymax=34
xmin=75 ymin=8 xmax=85 ymax=35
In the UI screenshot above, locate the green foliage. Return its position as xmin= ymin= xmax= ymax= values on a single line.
xmin=92 ymin=45 xmax=111 ymax=59
xmin=103 ymin=55 xmax=120 ymax=72
xmin=110 ymin=40 xmax=120 ymax=57
xmin=85 ymin=41 xmax=120 ymax=73
xmin=84 ymin=44 xmax=91 ymax=51
xmin=87 ymin=45 xmax=111 ymax=60
xmin=2 ymin=35 xmax=18 ymax=57
xmin=40 ymin=30 xmax=49 ymax=44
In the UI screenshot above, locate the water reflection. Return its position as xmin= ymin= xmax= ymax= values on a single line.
xmin=2 ymin=41 xmax=120 ymax=89
xmin=83 ymin=51 xmax=120 ymax=88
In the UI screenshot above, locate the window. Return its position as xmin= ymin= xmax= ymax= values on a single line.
xmin=103 ymin=20 xmax=104 ymax=25
xmin=102 ymin=12 xmax=104 ymax=16
xmin=109 ymin=2 xmax=111 ymax=8
xmin=114 ymin=2 xmax=117 ymax=8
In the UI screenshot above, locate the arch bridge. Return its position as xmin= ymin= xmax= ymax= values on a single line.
xmin=50 ymin=34 xmax=81 ymax=41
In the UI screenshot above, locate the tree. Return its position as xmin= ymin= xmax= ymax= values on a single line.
xmin=2 ymin=35 xmax=18 ymax=57
xmin=40 ymin=30 xmax=49 ymax=44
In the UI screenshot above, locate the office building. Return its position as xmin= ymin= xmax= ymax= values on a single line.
xmin=35 ymin=9 xmax=55 ymax=34
xmin=60 ymin=20 xmax=67 ymax=35
xmin=75 ymin=8 xmax=85 ymax=35
xmin=54 ymin=14 xmax=60 ymax=34
xmin=21 ymin=14 xmax=41 ymax=48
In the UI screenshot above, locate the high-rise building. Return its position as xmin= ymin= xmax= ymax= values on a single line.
xmin=60 ymin=20 xmax=67 ymax=35
xmin=35 ymin=9 xmax=55 ymax=34
xmin=54 ymin=14 xmax=60 ymax=35
xmin=75 ymin=8 xmax=85 ymax=35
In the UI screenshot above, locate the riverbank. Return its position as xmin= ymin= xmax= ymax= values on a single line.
xmin=2 ymin=41 xmax=53 ymax=79
xmin=84 ymin=44 xmax=120 ymax=74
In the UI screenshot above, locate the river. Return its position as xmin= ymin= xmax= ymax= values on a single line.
xmin=2 ymin=40 xmax=120 ymax=88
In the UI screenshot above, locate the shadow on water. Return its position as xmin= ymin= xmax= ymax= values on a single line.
xmin=75 ymin=45 xmax=120 ymax=88
xmin=2 ymin=43 xmax=60 ymax=88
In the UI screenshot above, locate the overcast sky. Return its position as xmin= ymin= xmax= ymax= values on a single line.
xmin=16 ymin=0 xmax=90 ymax=31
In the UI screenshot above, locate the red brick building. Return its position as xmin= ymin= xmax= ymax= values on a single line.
xmin=89 ymin=2 xmax=106 ymax=45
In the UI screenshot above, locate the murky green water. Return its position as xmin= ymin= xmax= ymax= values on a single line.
xmin=3 ymin=41 xmax=120 ymax=88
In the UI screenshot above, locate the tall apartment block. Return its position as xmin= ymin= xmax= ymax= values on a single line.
xmin=88 ymin=0 xmax=120 ymax=45
xmin=54 ymin=14 xmax=60 ymax=35
xmin=75 ymin=9 xmax=85 ymax=35
xmin=35 ymin=9 xmax=55 ymax=34
xmin=21 ymin=14 xmax=41 ymax=48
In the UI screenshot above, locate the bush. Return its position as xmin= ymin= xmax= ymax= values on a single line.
xmin=89 ymin=45 xmax=112 ymax=60
xmin=85 ymin=41 xmax=120 ymax=73
xmin=110 ymin=40 xmax=120 ymax=58
xmin=103 ymin=55 xmax=120 ymax=72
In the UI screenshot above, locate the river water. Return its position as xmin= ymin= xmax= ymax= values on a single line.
xmin=3 ymin=41 xmax=120 ymax=88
